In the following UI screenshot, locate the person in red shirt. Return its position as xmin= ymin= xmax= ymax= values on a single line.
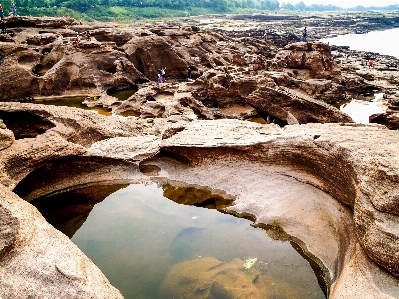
xmin=0 ymin=4 xmax=4 ymax=19
xmin=369 ymin=60 xmax=373 ymax=68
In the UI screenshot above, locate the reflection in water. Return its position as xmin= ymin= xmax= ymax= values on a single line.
xmin=333 ymin=93 xmax=385 ymax=123
xmin=32 ymin=183 xmax=326 ymax=299
xmin=107 ymin=88 xmax=137 ymax=101
xmin=163 ymin=183 xmax=234 ymax=209
xmin=31 ymin=184 xmax=129 ymax=238
xmin=34 ymin=96 xmax=112 ymax=116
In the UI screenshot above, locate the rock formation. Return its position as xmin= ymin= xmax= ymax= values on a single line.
xmin=370 ymin=113 xmax=399 ymax=130
xmin=1 ymin=15 xmax=399 ymax=299
xmin=0 ymin=101 xmax=399 ymax=298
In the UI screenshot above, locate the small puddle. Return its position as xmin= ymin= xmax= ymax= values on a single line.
xmin=31 ymin=182 xmax=327 ymax=299
xmin=107 ymin=88 xmax=137 ymax=101
xmin=34 ymin=96 xmax=112 ymax=116
xmin=249 ymin=116 xmax=267 ymax=124
xmin=333 ymin=93 xmax=385 ymax=123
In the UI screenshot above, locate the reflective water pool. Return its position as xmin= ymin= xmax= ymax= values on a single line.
xmin=107 ymin=88 xmax=137 ymax=101
xmin=333 ymin=93 xmax=385 ymax=123
xmin=32 ymin=182 xmax=327 ymax=299
xmin=34 ymin=96 xmax=112 ymax=116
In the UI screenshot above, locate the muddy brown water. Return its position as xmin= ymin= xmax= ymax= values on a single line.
xmin=31 ymin=182 xmax=328 ymax=299
xmin=34 ymin=96 xmax=112 ymax=116
xmin=107 ymin=88 xmax=137 ymax=101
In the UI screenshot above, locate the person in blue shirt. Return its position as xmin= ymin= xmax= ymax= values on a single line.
xmin=10 ymin=3 xmax=17 ymax=16
xmin=302 ymin=26 xmax=307 ymax=42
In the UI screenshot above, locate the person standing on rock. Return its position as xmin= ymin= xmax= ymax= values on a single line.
xmin=161 ymin=67 xmax=166 ymax=82
xmin=74 ymin=32 xmax=81 ymax=48
xmin=186 ymin=67 xmax=192 ymax=80
xmin=10 ymin=2 xmax=17 ymax=16
xmin=369 ymin=60 xmax=373 ymax=68
xmin=302 ymin=26 xmax=307 ymax=42
xmin=157 ymin=73 xmax=163 ymax=83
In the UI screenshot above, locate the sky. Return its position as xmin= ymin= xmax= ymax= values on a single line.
xmin=287 ymin=0 xmax=399 ymax=8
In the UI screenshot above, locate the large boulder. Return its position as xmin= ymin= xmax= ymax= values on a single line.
xmin=274 ymin=42 xmax=341 ymax=79
xmin=369 ymin=113 xmax=399 ymax=130
xmin=0 ymin=29 xmax=147 ymax=101
xmin=246 ymin=86 xmax=353 ymax=124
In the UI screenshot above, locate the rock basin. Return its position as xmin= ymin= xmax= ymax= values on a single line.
xmin=0 ymin=101 xmax=399 ymax=297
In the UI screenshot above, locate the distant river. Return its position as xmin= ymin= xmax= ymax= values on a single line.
xmin=319 ymin=28 xmax=399 ymax=58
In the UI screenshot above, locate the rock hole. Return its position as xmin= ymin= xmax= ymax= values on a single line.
xmin=32 ymin=63 xmax=54 ymax=76
xmin=103 ymin=63 xmax=117 ymax=74
xmin=139 ymin=164 xmax=161 ymax=176
xmin=41 ymin=48 xmax=52 ymax=55
xmin=0 ymin=111 xmax=55 ymax=140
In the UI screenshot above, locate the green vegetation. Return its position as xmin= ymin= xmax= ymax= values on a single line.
xmin=1 ymin=0 xmax=399 ymax=21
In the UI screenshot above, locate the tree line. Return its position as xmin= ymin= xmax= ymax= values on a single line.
xmin=0 ymin=0 xmax=398 ymax=20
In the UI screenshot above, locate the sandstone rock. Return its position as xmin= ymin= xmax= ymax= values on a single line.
xmin=157 ymin=120 xmax=399 ymax=291
xmin=275 ymin=42 xmax=341 ymax=79
xmin=0 ymin=183 xmax=123 ymax=298
xmin=0 ymin=28 xmax=146 ymax=101
xmin=369 ymin=113 xmax=399 ymax=130
xmin=0 ymin=103 xmax=138 ymax=188
xmin=0 ymin=120 xmax=14 ymax=150
xmin=2 ymin=18 xmax=399 ymax=299
xmin=246 ymin=86 xmax=353 ymax=124
xmin=6 ymin=16 xmax=77 ymax=28
xmin=83 ymin=91 xmax=120 ymax=110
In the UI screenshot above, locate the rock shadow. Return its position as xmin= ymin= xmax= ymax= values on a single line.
xmin=0 ymin=110 xmax=55 ymax=139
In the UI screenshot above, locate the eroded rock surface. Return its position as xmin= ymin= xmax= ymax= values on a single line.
xmin=1 ymin=16 xmax=399 ymax=299
xmin=1 ymin=17 xmax=359 ymax=126
xmin=1 ymin=101 xmax=399 ymax=298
